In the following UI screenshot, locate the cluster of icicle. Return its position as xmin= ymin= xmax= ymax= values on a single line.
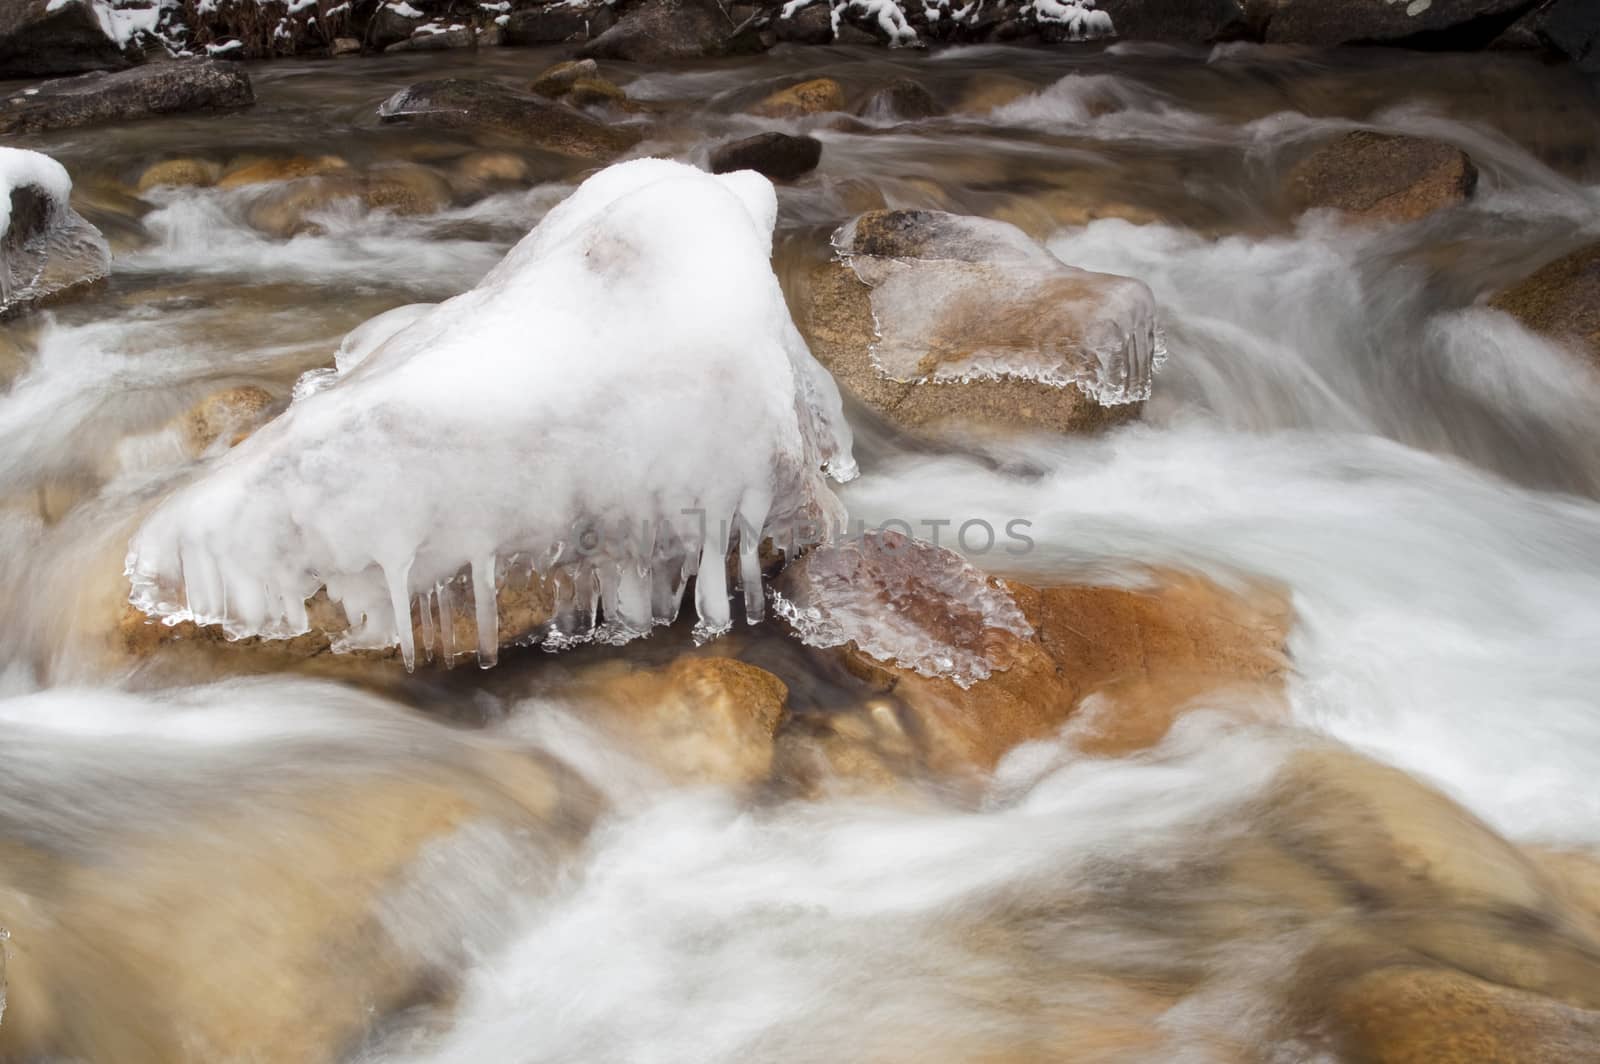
xmin=0 ymin=147 xmax=110 ymax=316
xmin=125 ymin=159 xmax=857 ymax=670
xmin=832 ymin=210 xmax=1163 ymax=406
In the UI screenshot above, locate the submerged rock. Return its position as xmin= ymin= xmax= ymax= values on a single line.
xmin=773 ymin=532 xmax=1292 ymax=785
xmin=709 ymin=132 xmax=823 ymax=181
xmin=572 ymin=657 xmax=790 ymax=786
xmin=0 ymin=59 xmax=254 ymax=136
xmin=215 ymin=154 xmax=349 ymax=189
xmin=1489 ymin=243 xmax=1600 ymax=360
xmin=0 ymin=681 xmax=598 ymax=1064
xmin=857 ymin=77 xmax=943 ymax=120
xmin=1286 ymin=130 xmax=1477 ymax=224
xmin=750 ymin=77 xmax=847 ymax=118
xmin=578 ymin=0 xmax=764 ymax=61
xmin=0 ymin=0 xmax=131 ymax=78
xmin=796 ymin=208 xmax=1159 ymax=438
xmin=1329 ymin=967 xmax=1600 ymax=1064
xmin=135 ymin=157 xmax=223 ymax=192
xmin=1 ymin=148 xmax=110 ymax=318
xmin=377 ymin=78 xmax=641 ymax=159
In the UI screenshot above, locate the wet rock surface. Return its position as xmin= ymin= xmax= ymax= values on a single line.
xmin=578 ymin=0 xmax=764 ymax=61
xmin=1286 ymin=130 xmax=1478 ymax=224
xmin=0 ymin=0 xmax=131 ymax=77
xmin=795 ymin=208 xmax=1159 ymax=438
xmin=709 ymin=131 xmax=823 ymax=181
xmin=0 ymin=59 xmax=254 ymax=136
xmin=376 ymin=77 xmax=641 ymax=158
xmin=1490 ymin=243 xmax=1600 ymax=360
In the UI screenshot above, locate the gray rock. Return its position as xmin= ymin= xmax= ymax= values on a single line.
xmin=0 ymin=59 xmax=254 ymax=136
xmin=502 ymin=1 xmax=615 ymax=43
xmin=709 ymin=132 xmax=822 ymax=181
xmin=1540 ymin=0 xmax=1599 ymax=72
xmin=0 ymin=0 xmax=130 ymax=78
xmin=1264 ymin=0 xmax=1533 ymax=48
xmin=578 ymin=0 xmax=766 ymax=61
xmin=376 ymin=78 xmax=641 ymax=159
xmin=2 ymin=179 xmax=111 ymax=318
xmin=1094 ymin=0 xmax=1257 ymax=42
xmin=384 ymin=23 xmax=504 ymax=52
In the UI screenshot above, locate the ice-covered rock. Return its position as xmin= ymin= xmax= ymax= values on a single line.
xmin=125 ymin=159 xmax=857 ymax=670
xmin=0 ymin=147 xmax=110 ymax=317
xmin=834 ymin=209 xmax=1160 ymax=403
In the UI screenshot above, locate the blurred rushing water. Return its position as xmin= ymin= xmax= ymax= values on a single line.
xmin=2 ymin=40 xmax=1600 ymax=1064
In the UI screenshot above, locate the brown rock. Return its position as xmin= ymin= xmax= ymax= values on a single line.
xmin=1286 ymin=131 xmax=1477 ymax=224
xmin=385 ymin=23 xmax=503 ymax=52
xmin=953 ymin=74 xmax=1033 ymax=115
xmin=794 ymin=209 xmax=1159 ymax=439
xmin=774 ymin=532 xmax=1292 ymax=779
xmin=175 ymin=384 xmax=277 ymax=453
xmin=362 ymin=162 xmax=454 ymax=216
xmin=1488 ymin=243 xmax=1600 ymax=359
xmin=331 ymin=36 xmax=362 ymax=55
xmin=858 ymin=77 xmax=942 ymax=120
xmin=1328 ymin=966 xmax=1600 ymax=1064
xmin=574 ymin=657 xmax=789 ymax=786
xmin=216 ymin=154 xmax=349 ymax=190
xmin=0 ymin=699 xmax=595 ymax=1064
xmin=529 ymin=57 xmax=602 ymax=97
xmin=136 ymin=158 xmax=223 ymax=193
xmin=377 ymin=78 xmax=641 ymax=160
xmin=751 ymin=77 xmax=846 ymax=118
xmin=449 ymin=150 xmax=530 ymax=197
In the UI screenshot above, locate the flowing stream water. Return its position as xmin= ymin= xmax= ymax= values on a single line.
xmin=3 ymin=41 xmax=1600 ymax=1063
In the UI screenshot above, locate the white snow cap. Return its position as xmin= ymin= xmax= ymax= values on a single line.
xmin=126 ymin=158 xmax=858 ymax=669
xmin=1 ymin=146 xmax=110 ymax=314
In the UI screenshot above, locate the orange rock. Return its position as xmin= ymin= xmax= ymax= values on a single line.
xmin=751 ymin=77 xmax=846 ymax=118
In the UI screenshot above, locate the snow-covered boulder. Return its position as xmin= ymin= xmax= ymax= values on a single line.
xmin=125 ymin=159 xmax=858 ymax=670
xmin=1 ymin=147 xmax=110 ymax=317
xmin=0 ymin=0 xmax=133 ymax=77
xmin=0 ymin=59 xmax=254 ymax=136
xmin=794 ymin=208 xmax=1159 ymax=439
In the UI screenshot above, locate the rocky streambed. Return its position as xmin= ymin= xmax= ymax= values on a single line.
xmin=2 ymin=29 xmax=1600 ymax=1064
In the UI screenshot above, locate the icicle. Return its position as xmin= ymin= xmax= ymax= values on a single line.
xmin=436 ymin=579 xmax=458 ymax=667
xmin=472 ymin=554 xmax=499 ymax=669
xmin=617 ymin=562 xmax=653 ymax=631
xmin=738 ymin=490 xmax=772 ymax=624
xmin=418 ymin=587 xmax=436 ymax=664
xmin=695 ymin=510 xmax=732 ymax=637
xmin=280 ymin=586 xmax=309 ymax=635
xmin=385 ymin=560 xmax=416 ymax=672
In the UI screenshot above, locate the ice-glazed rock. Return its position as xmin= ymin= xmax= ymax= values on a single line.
xmin=0 ymin=147 xmax=110 ymax=317
xmin=834 ymin=209 xmax=1161 ymax=403
xmin=125 ymin=159 xmax=858 ymax=670
xmin=774 ymin=531 xmax=1293 ymax=783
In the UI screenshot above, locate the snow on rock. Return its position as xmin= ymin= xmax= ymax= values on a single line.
xmin=0 ymin=147 xmax=110 ymax=316
xmin=1030 ymin=0 xmax=1114 ymax=40
xmin=125 ymin=159 xmax=858 ymax=670
xmin=833 ymin=208 xmax=1160 ymax=405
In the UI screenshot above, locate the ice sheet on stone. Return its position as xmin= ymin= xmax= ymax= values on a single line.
xmin=771 ymin=532 xmax=1033 ymax=688
xmin=0 ymin=147 xmax=110 ymax=316
xmin=833 ymin=210 xmax=1161 ymax=406
xmin=125 ymin=159 xmax=857 ymax=669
